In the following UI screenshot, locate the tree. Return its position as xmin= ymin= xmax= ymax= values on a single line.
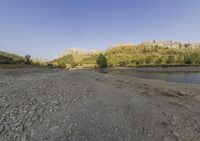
xmin=155 ymin=57 xmax=162 ymax=64
xmin=145 ymin=55 xmax=152 ymax=64
xmin=166 ymin=55 xmax=175 ymax=64
xmin=57 ymin=62 xmax=66 ymax=68
xmin=24 ymin=55 xmax=32 ymax=65
xmin=96 ymin=54 xmax=108 ymax=68
xmin=184 ymin=53 xmax=192 ymax=65
xmin=71 ymin=61 xmax=77 ymax=68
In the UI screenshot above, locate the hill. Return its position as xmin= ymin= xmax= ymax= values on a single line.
xmin=53 ymin=48 xmax=99 ymax=68
xmin=0 ymin=51 xmax=24 ymax=64
xmin=53 ymin=40 xmax=200 ymax=68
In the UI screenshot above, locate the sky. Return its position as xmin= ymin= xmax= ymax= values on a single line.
xmin=0 ymin=0 xmax=200 ymax=60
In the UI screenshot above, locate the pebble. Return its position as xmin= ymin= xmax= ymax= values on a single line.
xmin=50 ymin=125 xmax=59 ymax=133
xmin=173 ymin=132 xmax=180 ymax=139
xmin=32 ymin=115 xmax=38 ymax=121
xmin=4 ymin=104 xmax=9 ymax=108
xmin=21 ymin=135 xmax=27 ymax=141
xmin=178 ymin=91 xmax=188 ymax=96
xmin=170 ymin=120 xmax=176 ymax=126
xmin=68 ymin=123 xmax=73 ymax=129
xmin=26 ymin=120 xmax=33 ymax=127
xmin=51 ymin=101 xmax=60 ymax=106
xmin=15 ymin=125 xmax=23 ymax=132
xmin=0 ymin=126 xmax=4 ymax=134
xmin=29 ymin=110 xmax=35 ymax=114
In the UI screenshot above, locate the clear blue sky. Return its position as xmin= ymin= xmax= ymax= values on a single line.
xmin=0 ymin=0 xmax=200 ymax=59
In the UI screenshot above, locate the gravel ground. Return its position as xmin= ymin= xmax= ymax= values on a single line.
xmin=0 ymin=67 xmax=200 ymax=141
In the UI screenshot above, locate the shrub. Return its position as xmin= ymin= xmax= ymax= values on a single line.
xmin=119 ymin=61 xmax=127 ymax=67
xmin=24 ymin=55 xmax=32 ymax=65
xmin=166 ymin=55 xmax=175 ymax=64
xmin=184 ymin=53 xmax=192 ymax=64
xmin=47 ymin=63 xmax=54 ymax=68
xmin=71 ymin=61 xmax=78 ymax=68
xmin=96 ymin=54 xmax=108 ymax=68
xmin=57 ymin=62 xmax=66 ymax=68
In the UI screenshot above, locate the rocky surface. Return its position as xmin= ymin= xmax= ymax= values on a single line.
xmin=58 ymin=40 xmax=200 ymax=59
xmin=58 ymin=48 xmax=98 ymax=58
xmin=0 ymin=67 xmax=200 ymax=141
xmin=142 ymin=40 xmax=200 ymax=49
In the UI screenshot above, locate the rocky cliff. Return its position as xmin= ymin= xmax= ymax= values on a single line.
xmin=142 ymin=40 xmax=200 ymax=49
xmin=58 ymin=48 xmax=98 ymax=58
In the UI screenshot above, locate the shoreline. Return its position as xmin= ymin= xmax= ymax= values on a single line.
xmin=1 ymin=64 xmax=200 ymax=72
xmin=103 ymin=66 xmax=200 ymax=72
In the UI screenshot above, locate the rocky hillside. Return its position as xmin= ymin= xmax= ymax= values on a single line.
xmin=54 ymin=40 xmax=200 ymax=68
xmin=142 ymin=40 xmax=200 ymax=49
xmin=58 ymin=48 xmax=98 ymax=58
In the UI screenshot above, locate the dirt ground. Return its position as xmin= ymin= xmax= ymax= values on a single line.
xmin=0 ymin=67 xmax=200 ymax=141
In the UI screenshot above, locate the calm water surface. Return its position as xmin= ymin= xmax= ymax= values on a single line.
xmin=112 ymin=71 xmax=200 ymax=84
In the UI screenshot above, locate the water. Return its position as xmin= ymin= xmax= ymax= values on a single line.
xmin=112 ymin=71 xmax=200 ymax=84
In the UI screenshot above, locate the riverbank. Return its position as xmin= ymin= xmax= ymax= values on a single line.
xmin=104 ymin=66 xmax=200 ymax=72
xmin=0 ymin=67 xmax=200 ymax=141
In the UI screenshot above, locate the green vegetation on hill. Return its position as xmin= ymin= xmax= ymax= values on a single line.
xmin=52 ymin=55 xmax=78 ymax=68
xmin=52 ymin=53 xmax=99 ymax=68
xmin=105 ymin=45 xmax=200 ymax=66
xmin=53 ymin=45 xmax=200 ymax=68
xmin=0 ymin=51 xmax=24 ymax=64
xmin=96 ymin=54 xmax=108 ymax=68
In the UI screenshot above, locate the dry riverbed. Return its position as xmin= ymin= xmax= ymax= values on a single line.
xmin=0 ymin=67 xmax=200 ymax=141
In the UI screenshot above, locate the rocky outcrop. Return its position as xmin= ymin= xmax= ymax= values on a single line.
xmin=142 ymin=40 xmax=200 ymax=49
xmin=58 ymin=48 xmax=98 ymax=58
xmin=58 ymin=40 xmax=200 ymax=59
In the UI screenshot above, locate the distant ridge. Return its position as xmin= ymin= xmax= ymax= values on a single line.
xmin=58 ymin=40 xmax=200 ymax=59
xmin=141 ymin=40 xmax=200 ymax=49
xmin=58 ymin=48 xmax=99 ymax=58
xmin=53 ymin=40 xmax=200 ymax=68
xmin=0 ymin=51 xmax=24 ymax=64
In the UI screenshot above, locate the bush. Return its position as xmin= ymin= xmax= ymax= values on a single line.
xmin=96 ymin=54 xmax=108 ymax=68
xmin=166 ymin=55 xmax=175 ymax=64
xmin=184 ymin=53 xmax=192 ymax=64
xmin=57 ymin=62 xmax=66 ymax=68
xmin=47 ymin=63 xmax=54 ymax=68
xmin=24 ymin=55 xmax=32 ymax=65
xmin=119 ymin=61 xmax=127 ymax=67
xmin=71 ymin=61 xmax=78 ymax=68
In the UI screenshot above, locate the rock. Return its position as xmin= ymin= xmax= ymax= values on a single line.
xmin=26 ymin=120 xmax=33 ymax=127
xmin=68 ymin=123 xmax=73 ymax=129
xmin=68 ymin=123 xmax=74 ymax=134
xmin=172 ymin=132 xmax=180 ymax=140
xmin=31 ymin=106 xmax=37 ymax=111
xmin=50 ymin=125 xmax=59 ymax=133
xmin=21 ymin=135 xmax=27 ymax=141
xmin=163 ymin=136 xmax=168 ymax=141
xmin=32 ymin=115 xmax=38 ymax=121
xmin=178 ymin=91 xmax=188 ymax=96
xmin=15 ymin=125 xmax=24 ymax=132
xmin=0 ymin=126 xmax=4 ymax=134
xmin=4 ymin=104 xmax=9 ymax=108
xmin=4 ymin=125 xmax=10 ymax=130
xmin=161 ymin=121 xmax=169 ymax=128
xmin=143 ymin=84 xmax=149 ymax=89
xmin=13 ymin=122 xmax=20 ymax=128
xmin=29 ymin=110 xmax=35 ymax=114
xmin=170 ymin=120 xmax=176 ymax=126
xmin=51 ymin=101 xmax=60 ymax=106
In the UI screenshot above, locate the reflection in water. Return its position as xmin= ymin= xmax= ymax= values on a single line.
xmin=112 ymin=71 xmax=200 ymax=84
